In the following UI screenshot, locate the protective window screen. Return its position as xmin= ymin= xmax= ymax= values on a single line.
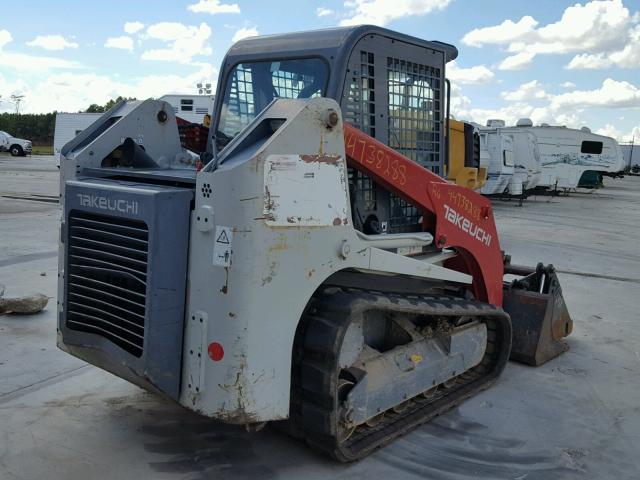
xmin=387 ymin=57 xmax=441 ymax=172
xmin=345 ymin=51 xmax=377 ymax=214
xmin=217 ymin=58 xmax=328 ymax=143
xmin=581 ymin=141 xmax=603 ymax=154
xmin=387 ymin=57 xmax=440 ymax=229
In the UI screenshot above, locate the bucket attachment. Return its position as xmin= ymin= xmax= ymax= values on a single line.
xmin=502 ymin=260 xmax=573 ymax=366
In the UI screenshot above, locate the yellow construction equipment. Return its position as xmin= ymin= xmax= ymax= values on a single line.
xmin=446 ymin=118 xmax=487 ymax=190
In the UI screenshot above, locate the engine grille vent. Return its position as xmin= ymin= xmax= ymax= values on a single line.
xmin=66 ymin=210 xmax=148 ymax=357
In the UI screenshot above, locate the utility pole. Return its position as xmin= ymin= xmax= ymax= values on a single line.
xmin=10 ymin=94 xmax=24 ymax=114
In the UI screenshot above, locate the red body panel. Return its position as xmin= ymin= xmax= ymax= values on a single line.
xmin=343 ymin=123 xmax=504 ymax=306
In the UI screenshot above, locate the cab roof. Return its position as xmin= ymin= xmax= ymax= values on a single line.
xmin=224 ymin=25 xmax=458 ymax=64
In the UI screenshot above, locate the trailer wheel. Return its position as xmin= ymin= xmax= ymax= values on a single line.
xmin=10 ymin=145 xmax=24 ymax=157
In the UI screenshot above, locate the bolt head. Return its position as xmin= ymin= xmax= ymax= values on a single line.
xmin=324 ymin=109 xmax=339 ymax=128
xmin=340 ymin=240 xmax=351 ymax=259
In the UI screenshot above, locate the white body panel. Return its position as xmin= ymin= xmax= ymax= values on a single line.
xmin=54 ymin=113 xmax=102 ymax=162
xmin=55 ymin=97 xmax=473 ymax=425
xmin=179 ymin=98 xmax=470 ymax=422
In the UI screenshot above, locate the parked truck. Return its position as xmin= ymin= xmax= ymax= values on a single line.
xmin=0 ymin=130 xmax=32 ymax=156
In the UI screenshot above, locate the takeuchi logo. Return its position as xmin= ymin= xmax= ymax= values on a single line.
xmin=443 ymin=204 xmax=492 ymax=246
xmin=76 ymin=193 xmax=139 ymax=215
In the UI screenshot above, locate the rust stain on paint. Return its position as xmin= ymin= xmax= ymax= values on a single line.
xmin=300 ymin=154 xmax=341 ymax=165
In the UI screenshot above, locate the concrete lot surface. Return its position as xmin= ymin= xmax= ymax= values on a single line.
xmin=1 ymin=155 xmax=639 ymax=479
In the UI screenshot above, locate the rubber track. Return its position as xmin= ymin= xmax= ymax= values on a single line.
xmin=291 ymin=287 xmax=512 ymax=462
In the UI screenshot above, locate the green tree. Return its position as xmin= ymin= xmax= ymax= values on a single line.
xmin=84 ymin=96 xmax=136 ymax=113
xmin=0 ymin=112 xmax=56 ymax=145
xmin=0 ymin=96 xmax=138 ymax=147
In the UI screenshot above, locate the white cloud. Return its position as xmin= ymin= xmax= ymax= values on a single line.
xmin=462 ymin=16 xmax=538 ymax=47
xmin=465 ymin=78 xmax=640 ymax=131
xmin=141 ymin=22 xmax=212 ymax=64
xmin=595 ymin=124 xmax=623 ymax=139
xmin=454 ymin=100 xmax=584 ymax=130
xmin=462 ymin=0 xmax=638 ymax=70
xmin=501 ymin=80 xmax=548 ymax=102
xmin=124 ymin=21 xmax=145 ymax=34
xmin=551 ymin=78 xmax=640 ymax=109
xmin=566 ymin=53 xmax=611 ymax=70
xmin=317 ymin=7 xmax=334 ymax=17
xmin=0 ymin=52 xmax=80 ymax=71
xmin=0 ymin=31 xmax=81 ymax=71
xmin=455 ymin=77 xmax=640 ymax=133
xmin=232 ymin=27 xmax=259 ymax=43
xmin=27 ymin=34 xmax=78 ymax=51
xmin=187 ymin=0 xmax=240 ymax=14
xmin=567 ymin=24 xmax=640 ymax=69
xmin=0 ymin=74 xmax=29 ymax=113
xmin=0 ymin=29 xmax=12 ymax=49
xmin=0 ymin=62 xmax=217 ymax=114
xmin=560 ymin=81 xmax=576 ymax=88
xmin=340 ymin=0 xmax=451 ymax=27
xmin=449 ymin=82 xmax=471 ymax=114
xmin=499 ymin=52 xmax=535 ymax=70
xmin=105 ymin=36 xmax=134 ymax=52
xmin=453 ymin=82 xmax=598 ymax=130
xmin=446 ymin=61 xmax=494 ymax=85
xmin=595 ymin=124 xmax=640 ymax=143
xmin=607 ymin=24 xmax=640 ymax=68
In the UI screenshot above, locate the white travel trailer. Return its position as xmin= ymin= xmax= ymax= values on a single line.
xmin=54 ymin=112 xmax=103 ymax=163
xmin=479 ymin=120 xmax=515 ymax=195
xmin=510 ymin=121 xmax=625 ymax=190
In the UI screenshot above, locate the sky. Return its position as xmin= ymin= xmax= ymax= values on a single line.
xmin=0 ymin=0 xmax=639 ymax=142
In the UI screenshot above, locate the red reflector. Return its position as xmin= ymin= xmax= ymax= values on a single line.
xmin=208 ymin=342 xmax=224 ymax=361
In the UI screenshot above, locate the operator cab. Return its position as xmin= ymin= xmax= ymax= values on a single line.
xmin=210 ymin=25 xmax=457 ymax=234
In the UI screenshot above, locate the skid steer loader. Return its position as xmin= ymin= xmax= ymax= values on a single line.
xmin=57 ymin=25 xmax=572 ymax=461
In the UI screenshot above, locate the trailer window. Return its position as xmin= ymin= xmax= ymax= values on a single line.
xmin=216 ymin=58 xmax=328 ymax=147
xmin=503 ymin=149 xmax=514 ymax=167
xmin=581 ymin=141 xmax=603 ymax=154
xmin=181 ymin=99 xmax=194 ymax=112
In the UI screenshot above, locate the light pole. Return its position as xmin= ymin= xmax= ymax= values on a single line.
xmin=10 ymin=94 xmax=24 ymax=114
xmin=197 ymin=83 xmax=212 ymax=95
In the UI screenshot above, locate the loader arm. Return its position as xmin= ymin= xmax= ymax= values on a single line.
xmin=343 ymin=123 xmax=503 ymax=305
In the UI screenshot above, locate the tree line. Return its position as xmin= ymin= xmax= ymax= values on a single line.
xmin=0 ymin=96 xmax=135 ymax=145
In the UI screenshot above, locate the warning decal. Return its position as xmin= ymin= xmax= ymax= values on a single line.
xmin=216 ymin=229 xmax=230 ymax=244
xmin=213 ymin=225 xmax=233 ymax=267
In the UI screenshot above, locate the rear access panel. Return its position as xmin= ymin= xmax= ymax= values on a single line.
xmin=58 ymin=178 xmax=192 ymax=399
